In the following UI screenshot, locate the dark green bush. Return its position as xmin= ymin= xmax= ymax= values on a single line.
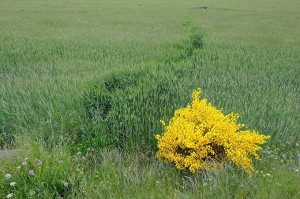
xmin=165 ymin=28 xmax=204 ymax=63
xmin=82 ymin=66 xmax=193 ymax=150
xmin=83 ymin=88 xmax=112 ymax=119
xmin=190 ymin=28 xmax=204 ymax=49
xmin=103 ymin=69 xmax=141 ymax=92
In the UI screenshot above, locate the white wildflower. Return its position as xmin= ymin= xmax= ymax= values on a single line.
xmin=10 ymin=182 xmax=16 ymax=187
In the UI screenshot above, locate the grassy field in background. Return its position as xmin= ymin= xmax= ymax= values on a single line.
xmin=0 ymin=0 xmax=299 ymax=198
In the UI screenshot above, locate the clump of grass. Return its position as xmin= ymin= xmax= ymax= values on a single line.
xmin=82 ymin=66 xmax=194 ymax=150
xmin=103 ymin=69 xmax=141 ymax=92
xmin=84 ymin=88 xmax=112 ymax=119
xmin=190 ymin=27 xmax=204 ymax=49
xmin=164 ymin=27 xmax=204 ymax=63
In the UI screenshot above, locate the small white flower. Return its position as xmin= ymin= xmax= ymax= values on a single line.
xmin=203 ymin=183 xmax=208 ymax=186
xmin=10 ymin=182 xmax=16 ymax=187
xmin=63 ymin=181 xmax=68 ymax=187
xmin=266 ymin=173 xmax=271 ymax=176
xmin=6 ymin=193 xmax=13 ymax=198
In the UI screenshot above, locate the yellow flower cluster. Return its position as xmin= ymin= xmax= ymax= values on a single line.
xmin=156 ymin=88 xmax=270 ymax=173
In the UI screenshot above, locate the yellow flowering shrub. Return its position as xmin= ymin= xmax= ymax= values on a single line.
xmin=156 ymin=88 xmax=270 ymax=173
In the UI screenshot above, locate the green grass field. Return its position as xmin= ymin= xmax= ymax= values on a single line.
xmin=0 ymin=0 xmax=299 ymax=198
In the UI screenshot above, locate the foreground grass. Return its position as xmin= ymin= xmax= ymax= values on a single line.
xmin=0 ymin=142 xmax=299 ymax=198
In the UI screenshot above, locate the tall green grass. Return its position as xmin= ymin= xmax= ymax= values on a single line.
xmin=1 ymin=0 xmax=299 ymax=148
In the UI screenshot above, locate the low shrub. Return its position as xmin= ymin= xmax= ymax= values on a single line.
xmin=156 ymin=88 xmax=270 ymax=173
xmin=82 ymin=67 xmax=192 ymax=150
